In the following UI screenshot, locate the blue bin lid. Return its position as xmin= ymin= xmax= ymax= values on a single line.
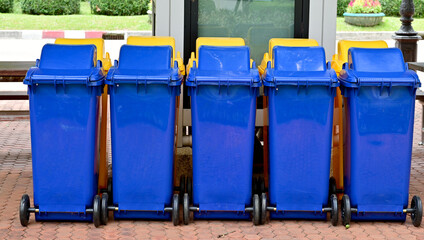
xmin=106 ymin=45 xmax=182 ymax=86
xmin=24 ymin=44 xmax=104 ymax=86
xmin=186 ymin=46 xmax=260 ymax=87
xmin=263 ymin=46 xmax=338 ymax=87
xmin=339 ymin=48 xmax=421 ymax=88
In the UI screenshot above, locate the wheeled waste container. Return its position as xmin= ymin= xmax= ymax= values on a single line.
xmin=20 ymin=44 xmax=105 ymax=227
xmin=262 ymin=46 xmax=339 ymax=225
xmin=105 ymin=44 xmax=183 ymax=225
xmin=55 ymin=38 xmax=112 ymax=193
xmin=258 ymin=38 xmax=320 ymax=199
xmin=183 ymin=45 xmax=262 ymax=225
xmin=339 ymin=48 xmax=423 ymax=228
xmin=330 ymin=40 xmax=388 ymax=195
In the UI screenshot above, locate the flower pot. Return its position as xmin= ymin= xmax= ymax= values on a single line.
xmin=343 ymin=13 xmax=385 ymax=27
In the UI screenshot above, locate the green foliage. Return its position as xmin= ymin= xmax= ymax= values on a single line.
xmin=415 ymin=0 xmax=424 ymax=18
xmin=337 ymin=0 xmax=351 ymax=16
xmin=21 ymin=0 xmax=80 ymax=15
xmin=339 ymin=0 xmax=424 ymax=18
xmin=346 ymin=0 xmax=382 ymax=14
xmin=0 ymin=0 xmax=13 ymax=13
xmin=90 ymin=0 xmax=150 ymax=16
xmin=379 ymin=0 xmax=402 ymax=16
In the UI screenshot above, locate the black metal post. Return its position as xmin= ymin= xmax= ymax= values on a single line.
xmin=393 ymin=0 xmax=421 ymax=62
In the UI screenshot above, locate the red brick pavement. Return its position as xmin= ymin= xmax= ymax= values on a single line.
xmin=0 ymin=101 xmax=423 ymax=239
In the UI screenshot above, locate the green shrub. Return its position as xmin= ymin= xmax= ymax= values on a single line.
xmin=339 ymin=0 xmax=424 ymax=18
xmin=379 ymin=0 xmax=401 ymax=16
xmin=415 ymin=0 xmax=424 ymax=18
xmin=21 ymin=0 xmax=80 ymax=15
xmin=337 ymin=0 xmax=351 ymax=16
xmin=0 ymin=0 xmax=13 ymax=13
xmin=90 ymin=0 xmax=150 ymax=16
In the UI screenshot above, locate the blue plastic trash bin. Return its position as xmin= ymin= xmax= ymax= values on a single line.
xmin=20 ymin=44 xmax=105 ymax=227
xmin=262 ymin=46 xmax=339 ymax=225
xmin=184 ymin=46 xmax=262 ymax=225
xmin=105 ymin=45 xmax=182 ymax=225
xmin=339 ymin=48 xmax=423 ymax=227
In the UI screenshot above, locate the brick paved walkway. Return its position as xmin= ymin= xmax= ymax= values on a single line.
xmin=0 ymin=101 xmax=423 ymax=239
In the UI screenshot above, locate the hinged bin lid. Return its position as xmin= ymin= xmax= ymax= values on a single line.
xmin=106 ymin=45 xmax=182 ymax=86
xmin=186 ymin=46 xmax=261 ymax=87
xmin=263 ymin=46 xmax=338 ymax=87
xmin=339 ymin=48 xmax=421 ymax=88
xmin=24 ymin=44 xmax=104 ymax=86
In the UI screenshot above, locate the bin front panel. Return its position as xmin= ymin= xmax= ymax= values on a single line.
xmin=343 ymin=86 xmax=415 ymax=218
xmin=267 ymin=86 xmax=334 ymax=215
xmin=110 ymin=84 xmax=177 ymax=213
xmin=29 ymin=84 xmax=101 ymax=215
xmin=191 ymin=85 xmax=257 ymax=213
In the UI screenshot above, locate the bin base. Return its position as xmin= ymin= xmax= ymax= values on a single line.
xmin=270 ymin=211 xmax=327 ymax=220
xmin=35 ymin=212 xmax=93 ymax=222
xmin=194 ymin=211 xmax=250 ymax=220
xmin=351 ymin=212 xmax=407 ymax=222
xmin=113 ymin=211 xmax=171 ymax=220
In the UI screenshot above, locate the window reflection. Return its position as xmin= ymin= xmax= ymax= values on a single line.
xmin=198 ymin=0 xmax=295 ymax=63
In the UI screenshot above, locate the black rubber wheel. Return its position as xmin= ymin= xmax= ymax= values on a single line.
xmin=329 ymin=194 xmax=338 ymax=226
xmin=93 ymin=195 xmax=101 ymax=228
xmin=172 ymin=193 xmax=179 ymax=226
xmin=186 ymin=177 xmax=192 ymax=203
xmin=252 ymin=194 xmax=260 ymax=226
xmin=329 ymin=177 xmax=337 ymax=197
xmin=183 ymin=193 xmax=190 ymax=225
xmin=260 ymin=193 xmax=267 ymax=225
xmin=411 ymin=195 xmax=423 ymax=227
xmin=19 ymin=194 xmax=30 ymax=227
xmin=341 ymin=195 xmax=351 ymax=228
xmin=107 ymin=177 xmax=113 ymax=205
xmin=101 ymin=193 xmax=109 ymax=225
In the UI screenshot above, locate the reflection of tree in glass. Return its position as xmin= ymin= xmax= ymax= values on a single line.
xmin=198 ymin=0 xmax=294 ymax=36
xmin=198 ymin=0 xmax=295 ymax=63
xmin=199 ymin=0 xmax=216 ymax=11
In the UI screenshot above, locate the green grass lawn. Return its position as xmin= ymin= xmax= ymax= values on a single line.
xmin=337 ymin=16 xmax=424 ymax=31
xmin=0 ymin=2 xmax=151 ymax=31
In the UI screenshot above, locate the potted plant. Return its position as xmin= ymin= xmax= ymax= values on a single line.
xmin=343 ymin=0 xmax=385 ymax=27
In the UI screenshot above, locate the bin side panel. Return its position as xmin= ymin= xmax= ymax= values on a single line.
xmin=267 ymin=86 xmax=334 ymax=213
xmin=29 ymin=85 xmax=100 ymax=215
xmin=110 ymin=84 xmax=176 ymax=212
xmin=344 ymin=86 xmax=415 ymax=219
xmin=191 ymin=85 xmax=256 ymax=213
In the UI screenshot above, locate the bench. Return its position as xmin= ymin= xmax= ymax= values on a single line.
xmin=0 ymin=61 xmax=34 ymax=115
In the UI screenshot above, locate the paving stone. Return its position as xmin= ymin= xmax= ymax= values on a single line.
xmin=1 ymin=102 xmax=424 ymax=239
